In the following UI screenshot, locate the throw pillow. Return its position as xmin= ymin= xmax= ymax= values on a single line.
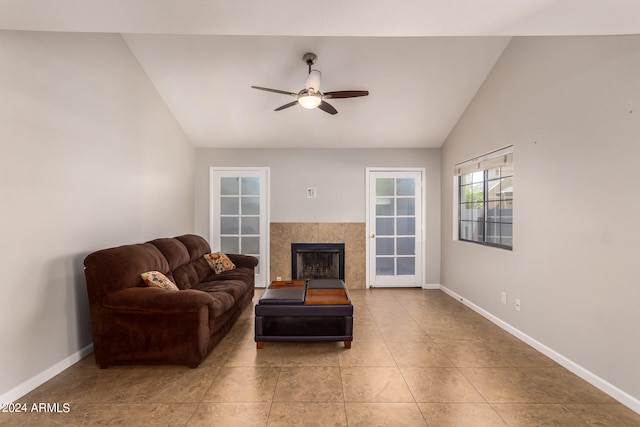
xmin=141 ymin=271 xmax=179 ymax=291
xmin=204 ymin=252 xmax=236 ymax=274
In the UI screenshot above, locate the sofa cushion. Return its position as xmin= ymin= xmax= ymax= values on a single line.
xmin=204 ymin=252 xmax=236 ymax=274
xmin=212 ymin=267 xmax=255 ymax=284
xmin=141 ymin=271 xmax=179 ymax=291
xmin=192 ymin=279 xmax=250 ymax=301
xmin=172 ymin=257 xmax=213 ymax=290
xmin=84 ymin=243 xmax=169 ymax=298
xmin=148 ymin=238 xmax=190 ymax=271
xmin=207 ymin=291 xmax=236 ymax=318
xmin=175 ymin=234 xmax=211 ymax=261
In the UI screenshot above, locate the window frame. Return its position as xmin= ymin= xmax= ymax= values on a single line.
xmin=455 ymin=147 xmax=513 ymax=250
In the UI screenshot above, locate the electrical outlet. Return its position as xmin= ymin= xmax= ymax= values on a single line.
xmin=515 ymin=298 xmax=521 ymax=311
xmin=501 ymin=292 xmax=507 ymax=304
xmin=276 ymin=276 xmax=282 ymax=281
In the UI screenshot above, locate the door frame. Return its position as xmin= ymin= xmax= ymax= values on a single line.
xmin=209 ymin=167 xmax=270 ymax=287
xmin=365 ymin=167 xmax=426 ymax=289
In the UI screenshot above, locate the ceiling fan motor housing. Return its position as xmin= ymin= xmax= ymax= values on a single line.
xmin=305 ymin=70 xmax=322 ymax=92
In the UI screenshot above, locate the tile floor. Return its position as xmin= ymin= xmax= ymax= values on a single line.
xmin=3 ymin=289 xmax=639 ymax=426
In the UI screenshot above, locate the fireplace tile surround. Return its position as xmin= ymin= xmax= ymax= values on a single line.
xmin=270 ymin=223 xmax=366 ymax=289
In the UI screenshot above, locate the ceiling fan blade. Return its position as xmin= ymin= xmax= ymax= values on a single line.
xmin=251 ymin=86 xmax=297 ymax=96
xmin=274 ymin=101 xmax=299 ymax=111
xmin=324 ymin=90 xmax=369 ymax=99
xmin=318 ymin=101 xmax=338 ymax=115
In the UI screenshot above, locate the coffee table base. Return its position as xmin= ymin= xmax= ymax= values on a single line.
xmin=255 ymin=279 xmax=353 ymax=349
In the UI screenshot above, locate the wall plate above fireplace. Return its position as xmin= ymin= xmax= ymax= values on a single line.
xmin=306 ymin=188 xmax=317 ymax=199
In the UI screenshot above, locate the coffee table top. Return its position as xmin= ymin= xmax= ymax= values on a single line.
xmin=258 ymin=279 xmax=351 ymax=306
xmin=268 ymin=280 xmax=306 ymax=289
xmin=305 ymin=289 xmax=350 ymax=305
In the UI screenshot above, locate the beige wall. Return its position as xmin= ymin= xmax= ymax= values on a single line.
xmin=441 ymin=36 xmax=640 ymax=407
xmin=194 ymin=148 xmax=441 ymax=286
xmin=0 ymin=31 xmax=195 ymax=401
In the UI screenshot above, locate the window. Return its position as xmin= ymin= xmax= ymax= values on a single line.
xmin=455 ymin=147 xmax=513 ymax=250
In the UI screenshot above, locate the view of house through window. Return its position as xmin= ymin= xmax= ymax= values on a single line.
xmin=455 ymin=147 xmax=513 ymax=249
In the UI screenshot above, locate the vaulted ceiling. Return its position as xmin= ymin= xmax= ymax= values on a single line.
xmin=2 ymin=1 xmax=639 ymax=148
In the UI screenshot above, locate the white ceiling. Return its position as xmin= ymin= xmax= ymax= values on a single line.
xmin=3 ymin=1 xmax=640 ymax=148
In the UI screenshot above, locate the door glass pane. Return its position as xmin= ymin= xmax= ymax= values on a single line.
xmin=396 ymin=178 xmax=415 ymax=196
xmin=376 ymin=198 xmax=394 ymax=215
xmin=396 ymin=198 xmax=414 ymax=215
xmin=220 ymin=197 xmax=239 ymax=215
xmin=396 ymin=217 xmax=415 ymax=235
xmin=376 ymin=218 xmax=394 ymax=235
xmin=396 ymin=237 xmax=415 ymax=255
xmin=376 ymin=178 xmax=394 ymax=196
xmin=220 ymin=217 xmax=239 ymax=234
xmin=221 ymin=177 xmax=239 ymax=195
xmin=376 ymin=238 xmax=394 ymax=255
xmin=376 ymin=257 xmax=394 ymax=275
xmin=221 ymin=236 xmax=239 ymax=253
xmin=241 ymin=217 xmax=260 ymax=234
xmin=242 ymin=237 xmax=260 ymax=254
xmin=397 ymin=257 xmax=415 ymax=275
xmin=241 ymin=177 xmax=260 ymax=195
xmin=241 ymin=197 xmax=260 ymax=215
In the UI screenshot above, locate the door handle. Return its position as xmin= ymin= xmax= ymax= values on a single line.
xmin=370 ymin=233 xmax=376 ymax=238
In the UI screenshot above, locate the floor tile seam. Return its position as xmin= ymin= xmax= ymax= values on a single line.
xmin=447 ymin=365 xmax=492 ymax=406
xmin=514 ymin=369 xmax=613 ymax=405
xmin=394 ymin=365 xmax=426 ymax=407
xmin=196 ymin=364 xmax=228 ymax=407
xmin=457 ymin=365 xmax=559 ymax=404
xmin=489 ymin=402 xmax=593 ymax=426
xmin=423 ymin=340 xmax=459 ymax=369
xmin=264 ymin=371 xmax=279 ymax=427
xmin=560 ymin=402 xmax=630 ymax=426
xmin=480 ymin=401 xmax=512 ymax=426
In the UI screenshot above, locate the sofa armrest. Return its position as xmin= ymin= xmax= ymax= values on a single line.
xmin=226 ymin=253 xmax=259 ymax=269
xmin=102 ymin=287 xmax=214 ymax=314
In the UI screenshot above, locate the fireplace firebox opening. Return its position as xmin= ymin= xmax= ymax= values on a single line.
xmin=291 ymin=243 xmax=345 ymax=280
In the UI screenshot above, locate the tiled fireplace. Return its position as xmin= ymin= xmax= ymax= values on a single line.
xmin=270 ymin=223 xmax=366 ymax=289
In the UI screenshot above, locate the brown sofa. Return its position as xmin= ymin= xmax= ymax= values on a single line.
xmin=84 ymin=234 xmax=258 ymax=368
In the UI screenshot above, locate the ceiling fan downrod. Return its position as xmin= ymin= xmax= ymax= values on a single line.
xmin=302 ymin=52 xmax=317 ymax=74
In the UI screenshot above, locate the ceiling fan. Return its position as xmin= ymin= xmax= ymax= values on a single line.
xmin=251 ymin=52 xmax=369 ymax=115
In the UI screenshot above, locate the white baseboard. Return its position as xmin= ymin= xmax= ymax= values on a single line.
xmin=422 ymin=283 xmax=441 ymax=290
xmin=439 ymin=285 xmax=640 ymax=415
xmin=0 ymin=344 xmax=94 ymax=404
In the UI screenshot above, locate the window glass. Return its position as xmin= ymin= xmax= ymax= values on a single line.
xmin=458 ymin=163 xmax=512 ymax=249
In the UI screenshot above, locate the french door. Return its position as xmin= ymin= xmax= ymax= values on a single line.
xmin=367 ymin=169 xmax=424 ymax=288
xmin=210 ymin=168 xmax=269 ymax=287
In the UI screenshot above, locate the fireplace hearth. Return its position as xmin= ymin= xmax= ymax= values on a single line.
xmin=291 ymin=243 xmax=345 ymax=280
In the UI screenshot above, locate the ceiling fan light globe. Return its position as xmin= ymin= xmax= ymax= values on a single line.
xmin=298 ymin=93 xmax=322 ymax=109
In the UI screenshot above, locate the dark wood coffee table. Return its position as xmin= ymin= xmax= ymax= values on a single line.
xmin=254 ymin=279 xmax=353 ymax=349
